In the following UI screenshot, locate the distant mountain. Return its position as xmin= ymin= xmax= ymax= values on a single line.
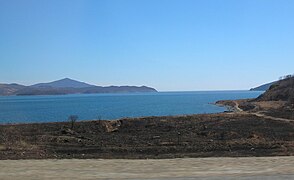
xmin=31 ymin=78 xmax=94 ymax=88
xmin=250 ymin=81 xmax=276 ymax=91
xmin=81 ymin=86 xmax=158 ymax=94
xmin=0 ymin=83 xmax=26 ymax=96
xmin=0 ymin=78 xmax=157 ymax=96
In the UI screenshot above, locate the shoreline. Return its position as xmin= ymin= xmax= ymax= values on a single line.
xmin=0 ymin=91 xmax=263 ymax=124
xmin=1 ymin=89 xmax=294 ymax=160
xmin=0 ymin=107 xmax=228 ymax=126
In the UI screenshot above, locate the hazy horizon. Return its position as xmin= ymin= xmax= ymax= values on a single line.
xmin=1 ymin=0 xmax=294 ymax=91
xmin=0 ymin=77 xmax=274 ymax=91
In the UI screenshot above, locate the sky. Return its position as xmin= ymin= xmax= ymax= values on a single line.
xmin=0 ymin=0 xmax=294 ymax=91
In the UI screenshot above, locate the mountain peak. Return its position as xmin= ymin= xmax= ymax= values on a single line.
xmin=60 ymin=78 xmax=73 ymax=81
xmin=31 ymin=78 xmax=95 ymax=88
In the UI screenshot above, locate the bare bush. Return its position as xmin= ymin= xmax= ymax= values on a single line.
xmin=68 ymin=115 xmax=78 ymax=130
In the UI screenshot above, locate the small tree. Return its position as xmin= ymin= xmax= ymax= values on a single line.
xmin=97 ymin=115 xmax=102 ymax=121
xmin=68 ymin=115 xmax=78 ymax=130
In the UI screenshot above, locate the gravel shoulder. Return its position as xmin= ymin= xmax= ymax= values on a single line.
xmin=1 ymin=156 xmax=294 ymax=179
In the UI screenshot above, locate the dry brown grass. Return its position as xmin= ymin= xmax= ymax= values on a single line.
xmin=253 ymin=101 xmax=286 ymax=110
xmin=0 ymin=144 xmax=6 ymax=151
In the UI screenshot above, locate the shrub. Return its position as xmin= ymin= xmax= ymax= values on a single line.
xmin=68 ymin=115 xmax=78 ymax=130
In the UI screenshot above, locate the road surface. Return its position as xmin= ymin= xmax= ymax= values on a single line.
xmin=1 ymin=156 xmax=294 ymax=179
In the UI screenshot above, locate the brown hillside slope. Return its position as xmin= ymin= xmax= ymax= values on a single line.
xmin=256 ymin=76 xmax=294 ymax=102
xmin=217 ymin=76 xmax=294 ymax=120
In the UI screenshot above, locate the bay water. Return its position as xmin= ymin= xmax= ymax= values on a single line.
xmin=0 ymin=91 xmax=263 ymax=124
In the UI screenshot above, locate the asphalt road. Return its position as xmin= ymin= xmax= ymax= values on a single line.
xmin=1 ymin=156 xmax=294 ymax=179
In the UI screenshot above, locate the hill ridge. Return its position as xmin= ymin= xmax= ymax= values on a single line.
xmin=0 ymin=78 xmax=157 ymax=96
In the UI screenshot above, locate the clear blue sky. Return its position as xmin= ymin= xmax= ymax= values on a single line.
xmin=1 ymin=0 xmax=294 ymax=91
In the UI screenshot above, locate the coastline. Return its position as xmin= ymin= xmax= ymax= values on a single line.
xmin=0 ymin=91 xmax=262 ymax=124
xmin=215 ymin=100 xmax=241 ymax=113
xmin=1 ymin=87 xmax=293 ymax=160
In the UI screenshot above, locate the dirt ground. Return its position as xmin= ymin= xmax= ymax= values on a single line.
xmin=2 ymin=112 xmax=294 ymax=159
xmin=1 ymin=156 xmax=294 ymax=179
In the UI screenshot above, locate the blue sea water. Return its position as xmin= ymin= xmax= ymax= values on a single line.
xmin=0 ymin=91 xmax=263 ymax=124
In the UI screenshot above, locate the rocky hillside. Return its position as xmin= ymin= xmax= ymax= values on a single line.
xmin=255 ymin=76 xmax=294 ymax=102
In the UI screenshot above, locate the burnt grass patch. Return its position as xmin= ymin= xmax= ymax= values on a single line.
xmin=1 ymin=113 xmax=294 ymax=159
